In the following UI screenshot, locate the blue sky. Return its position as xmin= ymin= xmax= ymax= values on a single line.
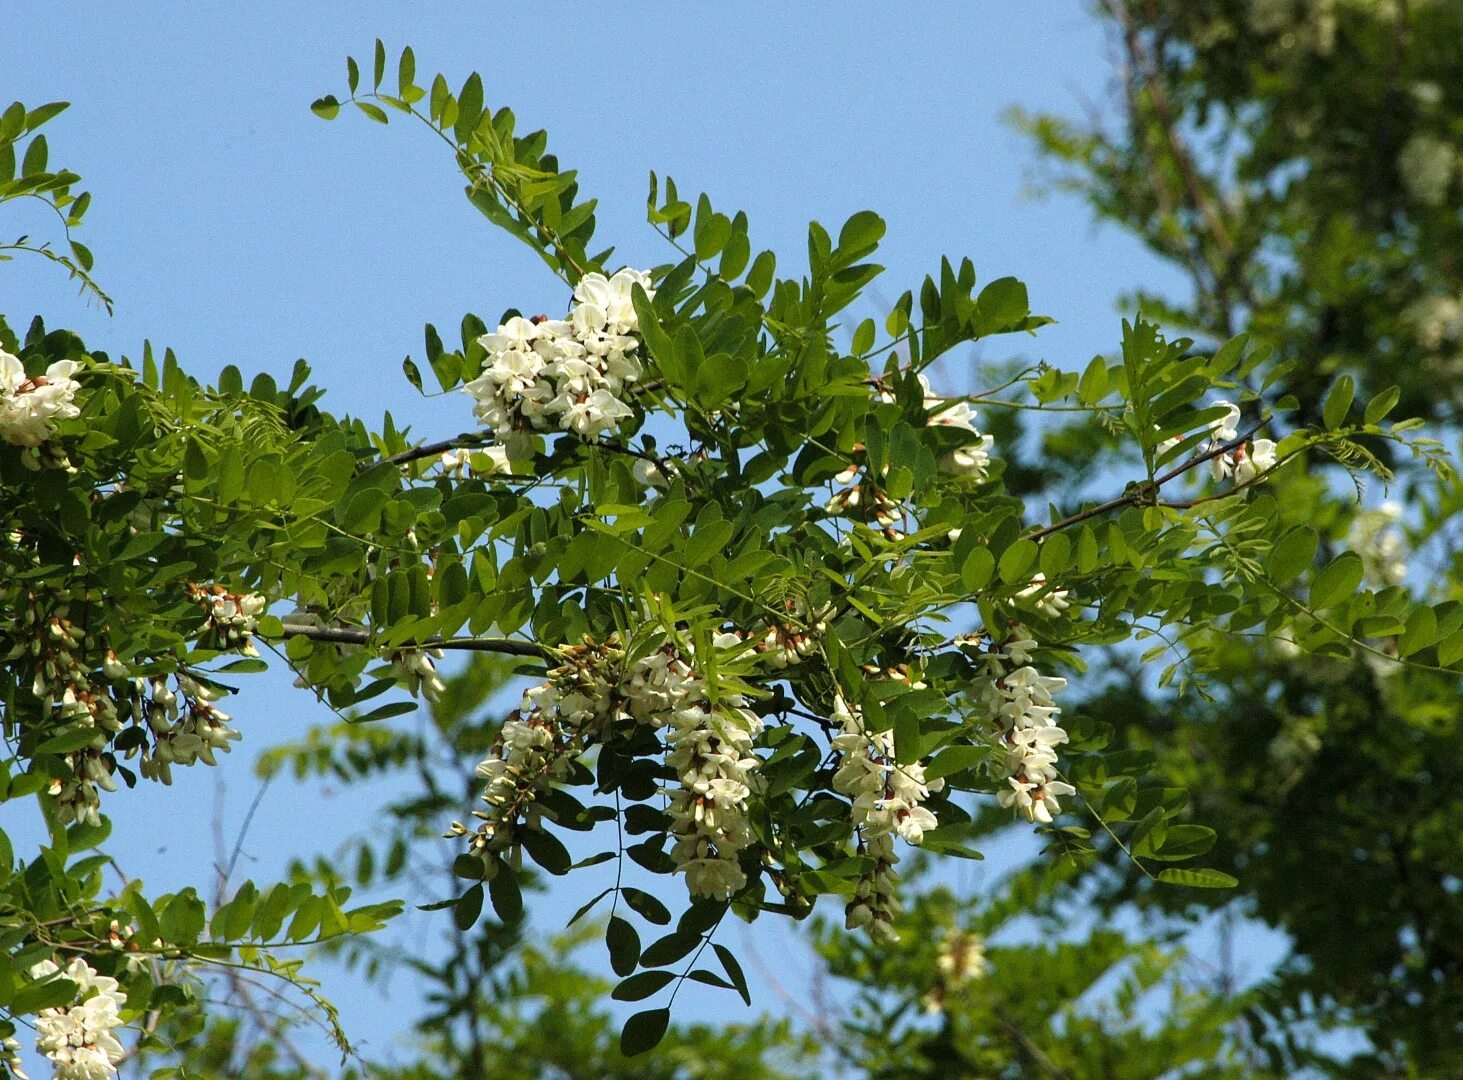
xmin=3 ymin=1 xmax=1224 ymax=1069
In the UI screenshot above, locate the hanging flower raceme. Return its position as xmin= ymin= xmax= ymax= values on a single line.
xmin=1010 ymin=573 xmax=1071 ymax=618
xmin=831 ymin=690 xmax=944 ymax=942
xmin=0 ymin=348 xmax=81 ymax=454
xmin=461 ymin=269 xmax=653 ymax=449
xmin=188 ymin=583 xmax=267 ymax=657
xmin=453 ymin=638 xmax=625 ymax=859
xmin=974 ymin=629 xmax=1073 ymax=825
xmin=455 ymin=631 xmax=763 ymax=901
xmin=631 ymin=633 xmax=764 ymax=901
xmin=28 ymin=957 xmax=128 ymax=1080
xmin=922 ymin=928 xmax=988 ymax=1013
xmin=1348 ymin=501 xmax=1408 ymax=587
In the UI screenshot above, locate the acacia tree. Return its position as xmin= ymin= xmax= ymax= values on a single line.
xmin=0 ymin=39 xmax=1452 ymax=1079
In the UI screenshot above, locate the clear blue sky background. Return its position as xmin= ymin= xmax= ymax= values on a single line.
xmin=4 ymin=2 xmax=1272 ymax=1071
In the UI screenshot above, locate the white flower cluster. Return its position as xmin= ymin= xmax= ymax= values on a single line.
xmin=456 ymin=639 xmax=623 ymax=858
xmin=1164 ymin=400 xmax=1276 ymax=485
xmin=916 ymin=374 xmax=995 ymax=481
xmin=28 ymin=957 xmax=127 ymax=1080
xmin=827 ymin=374 xmax=996 ymax=538
xmin=626 ymin=634 xmax=764 ymax=901
xmin=831 ymin=690 xmax=944 ymax=942
xmin=0 ymin=349 xmax=81 ymax=450
xmin=130 ymin=674 xmax=242 ymax=786
xmin=188 ymin=583 xmax=266 ymax=657
xmin=389 ymin=647 xmax=447 ymax=703
xmin=438 ymin=444 xmax=512 ymax=478
xmin=456 ymin=631 xmax=764 ymax=900
xmin=922 ymin=928 xmax=988 ymax=1013
xmin=461 ymin=269 xmax=653 ymax=445
xmin=1011 ymin=573 xmax=1071 ymax=619
xmin=976 ymin=631 xmax=1073 ymax=825
xmin=1347 ymin=500 xmax=1408 ymax=587
xmin=824 ymin=466 xmax=905 ymax=540
xmin=1398 ymin=133 xmax=1459 ymax=207
xmin=752 ymin=597 xmax=831 ymax=669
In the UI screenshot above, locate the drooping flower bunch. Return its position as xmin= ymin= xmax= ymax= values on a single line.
xmin=27 ymin=957 xmax=128 ymax=1080
xmin=1347 ymin=500 xmax=1408 ymax=588
xmin=188 ymin=583 xmax=267 ymax=657
xmin=437 ymin=444 xmax=512 ymax=478
xmin=0 ymin=348 xmax=81 ymax=457
xmin=454 ymin=637 xmax=625 ymax=859
xmin=455 ymin=631 xmax=764 ymax=900
xmin=388 ymin=647 xmax=448 ymax=703
xmin=750 ymin=597 xmax=831 ymax=670
xmin=831 ymin=683 xmax=944 ymax=942
xmin=916 ymin=374 xmax=995 ymax=481
xmin=461 ymin=269 xmax=654 ymax=444
xmin=826 ymin=372 xmax=997 ymax=537
xmin=1201 ymin=400 xmax=1277 ymax=485
xmin=1011 ymin=573 xmax=1072 ymax=618
xmin=921 ymin=928 xmax=988 ymax=1013
xmin=973 ymin=629 xmax=1073 ymax=824
xmin=633 ymin=633 xmax=764 ymax=901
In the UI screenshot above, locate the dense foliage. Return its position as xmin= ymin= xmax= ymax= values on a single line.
xmin=1 ymin=11 xmax=1459 ymax=1077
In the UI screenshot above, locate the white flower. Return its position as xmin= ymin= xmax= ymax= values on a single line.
xmin=1011 ymin=574 xmax=1070 ymax=618
xmin=462 ymin=271 xmax=653 ymax=442
xmin=0 ymin=351 xmax=82 ymax=448
xmin=1209 ymin=399 xmax=1241 ymax=443
xmin=831 ymin=693 xmax=945 ymax=939
xmin=29 ymin=957 xmax=127 ymax=1080
xmin=1398 ymin=134 xmax=1458 ymax=207
xmin=1232 ymin=438 xmax=1277 ymax=485
xmin=1347 ymin=501 xmax=1408 ymax=587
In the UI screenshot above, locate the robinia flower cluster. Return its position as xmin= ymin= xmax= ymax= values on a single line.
xmin=1348 ymin=501 xmax=1409 ymax=588
xmin=832 ymin=687 xmax=944 ymax=942
xmin=972 ymin=629 xmax=1073 ymax=825
xmin=27 ymin=957 xmax=128 ymax=1080
xmin=1177 ymin=399 xmax=1276 ymax=485
xmin=456 ymin=632 xmax=764 ymax=901
xmin=462 ymin=269 xmax=653 ymax=445
xmin=826 ymin=374 xmax=995 ymax=538
xmin=922 ymin=928 xmax=988 ymax=1013
xmin=0 ymin=348 xmax=80 ymax=468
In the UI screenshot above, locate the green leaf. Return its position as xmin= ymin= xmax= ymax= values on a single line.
xmin=620 ymin=1008 xmax=670 ymax=1057
xmin=453 ymin=883 xmax=484 ymax=931
xmin=1322 ymin=374 xmax=1354 ymax=429
xmin=622 ymin=887 xmax=671 ymax=926
xmin=488 ymin=865 xmax=523 ymax=922
xmin=1156 ymin=867 xmax=1238 ymax=889
xmin=1078 ymin=356 xmax=1108 ymax=403
xmin=1267 ymin=527 xmax=1317 ymax=586
xmin=1310 ymin=552 xmax=1364 ymax=610
xmin=607 ymin=915 xmax=641 ymax=977
xmin=960 ymin=546 xmax=995 ymax=593
xmin=925 ymin=745 xmax=985 ymax=781
xmin=397 ymin=46 xmax=416 ymax=97
xmin=612 ymin=970 xmax=675 ymax=1002
xmin=310 ymin=96 xmax=341 ymax=120
xmin=712 ymin=942 xmax=752 ymax=1006
xmin=1363 ymin=385 xmax=1401 ymax=425
xmin=372 ymin=39 xmax=386 ymax=90
xmin=998 ymin=538 xmax=1038 ymax=585
xmin=355 ymin=101 xmax=389 ymax=125
xmin=1038 ymin=533 xmax=1071 ymax=581
xmin=973 ymin=277 xmax=1030 ymax=335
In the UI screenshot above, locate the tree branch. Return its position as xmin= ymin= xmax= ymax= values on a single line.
xmin=277 ymin=622 xmax=550 ymax=659
xmin=1027 ymin=415 xmax=1269 ymax=541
